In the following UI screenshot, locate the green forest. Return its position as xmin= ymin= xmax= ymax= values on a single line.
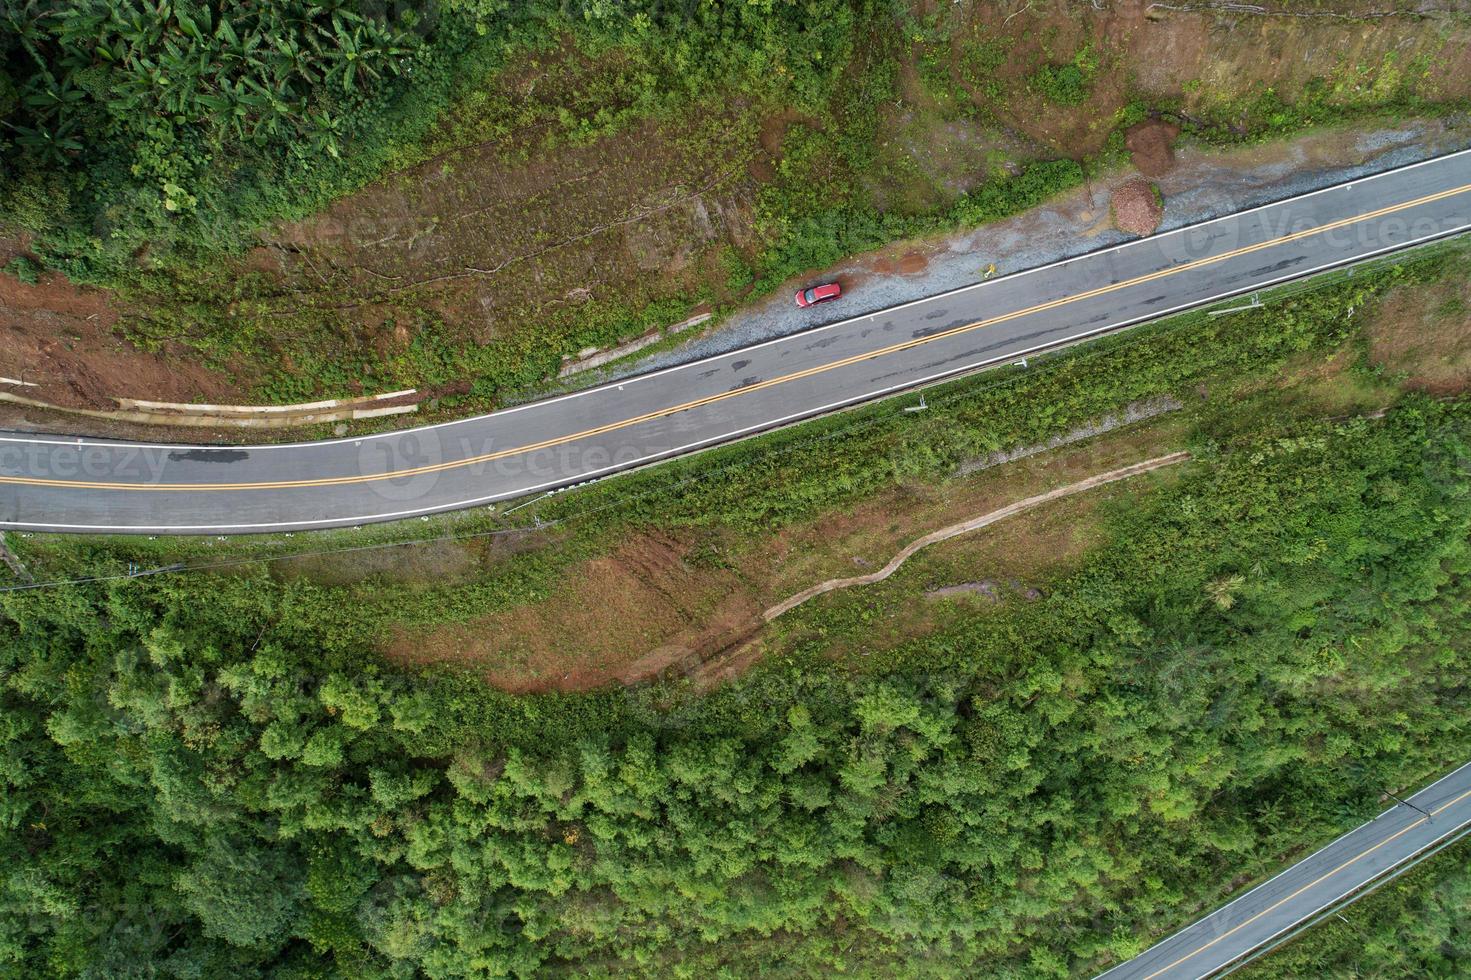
xmin=0 ymin=0 xmax=876 ymax=281
xmin=5 ymin=398 xmax=1471 ymax=976
xmin=5 ymin=1 xmax=1471 ymax=976
xmin=6 ymin=250 xmax=1471 ymax=973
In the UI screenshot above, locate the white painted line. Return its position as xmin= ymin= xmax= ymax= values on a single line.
xmin=1097 ymin=759 xmax=1471 ymax=979
xmin=4 ymin=147 xmax=1467 ymax=454
xmin=7 ymin=219 xmax=1469 ymax=533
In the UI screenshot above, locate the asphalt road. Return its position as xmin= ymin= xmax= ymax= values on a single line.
xmin=1094 ymin=761 xmax=1471 ymax=980
xmin=3 ymin=150 xmax=1470 ymax=534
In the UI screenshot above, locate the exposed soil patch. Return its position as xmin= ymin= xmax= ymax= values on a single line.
xmin=898 ymin=252 xmax=929 ymax=275
xmin=932 ymin=0 xmax=1471 ymax=161
xmin=1112 ymin=178 xmax=1164 ymax=236
xmin=383 ymin=529 xmax=759 ymax=693
xmin=868 ymin=56 xmax=1036 ymax=214
xmin=1368 ymin=269 xmax=1471 ymax=395
xmin=939 ymin=6 xmax=1127 ymax=158
xmin=0 ymin=260 xmax=240 ymax=410
xmin=868 ymin=249 xmax=933 ymax=277
xmin=268 ymin=115 xmax=756 ymax=350
xmin=1126 ymin=120 xmax=1180 ymax=178
xmin=382 ymin=417 xmax=1190 ymax=693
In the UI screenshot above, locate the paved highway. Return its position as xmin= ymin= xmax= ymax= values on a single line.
xmin=2 ymin=149 xmax=1470 ymax=533
xmin=1095 ymin=761 xmax=1471 ymax=980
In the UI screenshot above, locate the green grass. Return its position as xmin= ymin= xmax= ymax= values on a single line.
xmin=1027 ymin=45 xmax=1099 ymax=107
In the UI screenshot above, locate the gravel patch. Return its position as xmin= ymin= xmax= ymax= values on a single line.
xmin=926 ymin=580 xmax=1001 ymax=602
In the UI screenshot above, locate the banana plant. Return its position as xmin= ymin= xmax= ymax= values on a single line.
xmin=7 ymin=116 xmax=84 ymax=164
xmin=2 ymin=0 xmax=430 ymax=176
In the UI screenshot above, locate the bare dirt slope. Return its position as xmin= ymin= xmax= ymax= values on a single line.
xmin=268 ymin=117 xmax=757 ymax=353
xmin=382 ymin=420 xmax=1187 ymax=693
xmin=6 ymin=1 xmax=1471 ymax=433
xmin=0 ymin=238 xmax=238 ymax=412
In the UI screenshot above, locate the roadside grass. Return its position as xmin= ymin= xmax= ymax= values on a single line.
xmin=93 ymin=12 xmax=1083 ymax=413
xmin=9 ymin=239 xmax=1470 ymax=694
xmin=1366 ymin=246 xmax=1471 ymax=395
xmin=765 ymin=430 xmax=1189 ymax=674
xmin=9 ymin=239 xmax=1463 ymax=578
xmin=381 ymin=414 xmax=1193 ymax=692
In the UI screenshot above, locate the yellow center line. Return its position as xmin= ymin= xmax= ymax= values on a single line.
xmin=1138 ymin=783 xmax=1471 ymax=980
xmin=5 ymin=182 xmax=1469 ymax=493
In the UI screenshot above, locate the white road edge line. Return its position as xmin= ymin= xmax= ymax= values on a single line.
xmin=6 ymin=220 xmax=1469 ymax=533
xmin=1095 ymin=758 xmax=1471 ymax=979
xmin=1192 ymin=806 xmax=1471 ymax=980
xmin=4 ymin=146 xmax=1468 ymax=454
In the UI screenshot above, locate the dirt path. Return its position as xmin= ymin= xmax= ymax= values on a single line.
xmin=759 ymin=452 xmax=1190 ymax=624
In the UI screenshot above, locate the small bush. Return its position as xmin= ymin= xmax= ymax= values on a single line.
xmin=4 ymin=255 xmax=40 ymax=285
xmin=1027 ymin=45 xmax=1098 ymax=106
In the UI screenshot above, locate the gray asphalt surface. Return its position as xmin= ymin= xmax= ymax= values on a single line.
xmin=1094 ymin=761 xmax=1471 ymax=980
xmin=604 ymin=120 xmax=1469 ymax=384
xmin=2 ymin=149 xmax=1469 ymax=533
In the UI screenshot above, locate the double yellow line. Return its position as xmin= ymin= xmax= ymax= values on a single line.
xmin=1137 ymin=783 xmax=1471 ymax=979
xmin=5 ymin=180 xmax=1469 ymax=494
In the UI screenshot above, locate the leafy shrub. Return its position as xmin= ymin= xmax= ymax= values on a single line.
xmin=1026 ymin=44 xmax=1098 ymax=106
xmin=3 ymin=255 xmax=40 ymax=284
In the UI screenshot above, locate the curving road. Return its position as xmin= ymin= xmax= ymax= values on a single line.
xmin=2 ymin=150 xmax=1470 ymax=534
xmin=1094 ymin=761 xmax=1471 ymax=980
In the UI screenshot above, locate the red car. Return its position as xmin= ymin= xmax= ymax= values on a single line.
xmin=795 ymin=282 xmax=841 ymax=308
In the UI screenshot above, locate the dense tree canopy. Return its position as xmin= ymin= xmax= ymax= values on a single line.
xmin=4 ymin=402 xmax=1471 ymax=976
xmin=0 ymin=0 xmax=872 ymax=278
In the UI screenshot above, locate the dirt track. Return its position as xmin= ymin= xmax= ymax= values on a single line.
xmin=760 ymin=452 xmax=1191 ymax=623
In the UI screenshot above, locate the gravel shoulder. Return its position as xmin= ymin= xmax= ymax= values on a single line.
xmin=561 ymin=117 xmax=1471 ymax=391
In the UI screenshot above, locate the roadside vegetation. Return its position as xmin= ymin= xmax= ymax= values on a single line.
xmin=5 ymin=237 xmax=1471 ymax=974
xmin=3 ymin=1 xmax=1468 ymax=414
